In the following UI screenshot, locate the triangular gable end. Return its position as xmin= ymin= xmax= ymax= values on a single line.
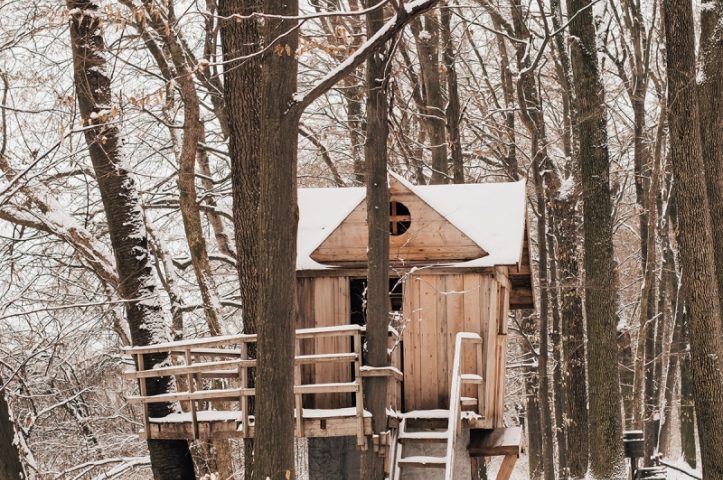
xmin=311 ymin=176 xmax=488 ymax=265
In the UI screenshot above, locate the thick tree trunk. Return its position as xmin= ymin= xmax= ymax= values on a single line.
xmin=361 ymin=3 xmax=391 ymax=477
xmin=0 ymin=376 xmax=26 ymax=480
xmin=253 ymin=0 xmax=300 ymax=477
xmin=664 ymin=1 xmax=723 ymax=475
xmin=698 ymin=0 xmax=723 ymax=322
xmin=219 ymin=1 xmax=261 ymax=473
xmin=67 ymin=3 xmax=195 ymax=478
xmin=567 ymin=0 xmax=626 ymax=476
xmin=678 ymin=311 xmax=697 ymax=469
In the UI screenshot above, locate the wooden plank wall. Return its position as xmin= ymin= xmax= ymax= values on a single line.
xmin=296 ymin=276 xmax=352 ymax=409
xmin=402 ymin=271 xmax=504 ymax=427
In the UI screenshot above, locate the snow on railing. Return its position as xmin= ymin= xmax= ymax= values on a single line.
xmin=124 ymin=325 xmax=384 ymax=448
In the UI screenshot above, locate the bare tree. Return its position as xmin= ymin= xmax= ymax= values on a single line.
xmin=67 ymin=2 xmax=195 ymax=478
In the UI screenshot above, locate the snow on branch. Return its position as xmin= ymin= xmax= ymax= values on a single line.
xmin=289 ymin=0 xmax=440 ymax=114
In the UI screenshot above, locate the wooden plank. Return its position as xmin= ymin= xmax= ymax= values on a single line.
xmin=467 ymin=427 xmax=521 ymax=457
xmin=402 ymin=273 xmax=419 ymax=411
xmin=418 ymin=274 xmax=438 ymax=409
xmin=484 ymin=276 xmax=499 ymax=421
xmin=462 ymin=274 xmax=481 ymax=399
xmin=142 ymin=416 xmax=372 ymax=441
xmin=436 ymin=275 xmax=449 ymax=408
xmin=129 ymin=388 xmax=252 ymax=404
xmin=496 ymin=455 xmax=518 ymax=480
xmin=296 ymin=266 xmax=499 ymax=278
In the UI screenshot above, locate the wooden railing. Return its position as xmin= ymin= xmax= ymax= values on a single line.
xmin=124 ymin=325 xmax=403 ymax=448
xmin=445 ymin=332 xmax=485 ymax=480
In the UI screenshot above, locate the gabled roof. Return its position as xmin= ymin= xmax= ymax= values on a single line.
xmin=297 ymin=173 xmax=527 ymax=271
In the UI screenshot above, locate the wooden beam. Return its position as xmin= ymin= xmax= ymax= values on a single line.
xmin=468 ymin=427 xmax=521 ymax=457
xmin=496 ymin=454 xmax=518 ymax=480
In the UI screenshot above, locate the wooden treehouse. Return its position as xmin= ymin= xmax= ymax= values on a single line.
xmin=125 ymin=174 xmax=533 ymax=479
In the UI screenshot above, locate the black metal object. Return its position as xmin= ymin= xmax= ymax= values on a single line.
xmin=624 ymin=430 xmax=645 ymax=458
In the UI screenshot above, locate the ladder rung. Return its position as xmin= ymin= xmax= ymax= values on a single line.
xmin=398 ymin=456 xmax=446 ymax=468
xmin=399 ymin=431 xmax=448 ymax=442
xmin=460 ymin=373 xmax=484 ymax=384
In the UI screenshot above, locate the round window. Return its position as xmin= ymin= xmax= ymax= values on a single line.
xmin=389 ymin=201 xmax=411 ymax=236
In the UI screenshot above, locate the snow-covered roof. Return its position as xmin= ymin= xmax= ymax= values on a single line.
xmin=297 ymin=175 xmax=527 ymax=271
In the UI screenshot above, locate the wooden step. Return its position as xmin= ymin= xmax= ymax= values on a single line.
xmin=398 ymin=431 xmax=449 ymax=442
xmin=402 ymin=410 xmax=449 ymax=420
xmin=398 ymin=455 xmax=447 ymax=468
xmin=460 ymin=373 xmax=484 ymax=385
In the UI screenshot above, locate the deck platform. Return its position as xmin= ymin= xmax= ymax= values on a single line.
xmin=142 ymin=408 xmax=373 ymax=441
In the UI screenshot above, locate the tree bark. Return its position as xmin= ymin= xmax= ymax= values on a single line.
xmin=219 ymin=1 xmax=261 ymax=473
xmin=664 ymin=1 xmax=723 ymax=475
xmin=361 ymin=3 xmax=391 ymax=478
xmin=698 ymin=0 xmax=723 ymax=323
xmin=440 ymin=1 xmax=464 ymax=183
xmin=532 ymin=159 xmax=556 ymax=480
xmin=0 ymin=376 xmax=26 ymax=480
xmin=253 ymin=0 xmax=300 ymax=477
xmin=67 ymin=3 xmax=195 ymax=478
xmin=412 ymin=12 xmax=448 ymax=184
xmin=567 ymin=0 xmax=626 ymax=476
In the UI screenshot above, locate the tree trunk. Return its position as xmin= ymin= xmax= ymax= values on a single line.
xmin=567 ymin=0 xmax=626 ymax=476
xmin=0 ymin=376 xmax=26 ymax=480
xmin=361 ymin=3 xmax=391 ymax=477
xmin=441 ymin=1 xmax=464 ymax=183
xmin=679 ymin=310 xmax=697 ymax=469
xmin=698 ymin=0 xmax=723 ymax=323
xmin=412 ymin=12 xmax=448 ymax=184
xmin=67 ymin=3 xmax=195 ymax=478
xmin=664 ymin=1 xmax=723 ymax=475
xmin=532 ymin=160 xmax=556 ymax=480
xmin=548 ymin=225 xmax=569 ymax=477
xmin=219 ymin=1 xmax=261 ymax=473
xmin=253 ymin=0 xmax=300 ymax=477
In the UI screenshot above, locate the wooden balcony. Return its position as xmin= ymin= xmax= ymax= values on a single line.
xmin=123 ymin=325 xmax=401 ymax=448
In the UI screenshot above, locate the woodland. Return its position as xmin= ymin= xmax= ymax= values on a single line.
xmin=0 ymin=0 xmax=722 ymax=479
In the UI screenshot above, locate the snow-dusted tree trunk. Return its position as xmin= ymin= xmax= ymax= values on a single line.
xmin=567 ymin=0 xmax=626 ymax=476
xmin=0 ymin=376 xmax=28 ymax=479
xmin=67 ymin=2 xmax=195 ymax=478
xmin=664 ymin=0 xmax=723 ymax=475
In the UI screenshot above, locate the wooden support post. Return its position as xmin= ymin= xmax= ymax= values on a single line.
xmin=238 ymin=341 xmax=249 ymax=437
xmin=496 ymin=454 xmax=517 ymax=480
xmin=184 ymin=349 xmax=199 ymax=440
xmin=353 ymin=331 xmax=366 ymax=450
xmin=136 ymin=353 xmax=151 ymax=439
xmin=476 ymin=341 xmax=485 ymax=417
xmin=294 ymin=339 xmax=304 ymax=437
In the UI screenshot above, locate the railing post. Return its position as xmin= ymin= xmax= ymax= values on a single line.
xmin=238 ymin=341 xmax=249 ymax=437
xmin=354 ymin=330 xmax=366 ymax=449
xmin=136 ymin=353 xmax=151 ymax=439
xmin=184 ymin=349 xmax=199 ymax=440
xmin=476 ymin=340 xmax=484 ymax=418
xmin=294 ymin=337 xmax=304 ymax=437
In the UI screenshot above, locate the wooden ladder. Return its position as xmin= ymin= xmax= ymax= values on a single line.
xmin=389 ymin=332 xmax=484 ymax=480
